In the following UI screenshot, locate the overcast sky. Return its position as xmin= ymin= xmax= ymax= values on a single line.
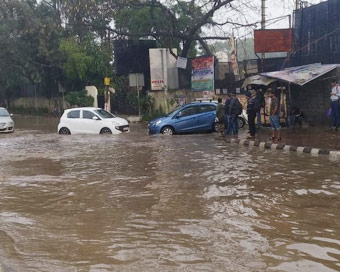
xmin=266 ymin=0 xmax=326 ymax=28
xmin=212 ymin=0 xmax=328 ymax=39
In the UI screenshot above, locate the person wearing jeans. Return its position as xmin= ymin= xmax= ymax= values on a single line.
xmin=268 ymin=91 xmax=281 ymax=141
xmin=226 ymin=94 xmax=240 ymax=136
xmin=330 ymin=79 xmax=340 ymax=130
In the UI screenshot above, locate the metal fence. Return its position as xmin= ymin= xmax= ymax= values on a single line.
xmin=293 ymin=0 xmax=340 ymax=66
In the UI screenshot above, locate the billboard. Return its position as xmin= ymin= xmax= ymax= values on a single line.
xmin=191 ymin=56 xmax=214 ymax=91
xmin=149 ymin=48 xmax=179 ymax=91
xmin=254 ymin=29 xmax=293 ymax=53
xmin=261 ymin=63 xmax=339 ymax=86
xmin=230 ymin=33 xmax=240 ymax=80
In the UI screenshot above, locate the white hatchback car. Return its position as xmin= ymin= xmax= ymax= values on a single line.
xmin=0 ymin=107 xmax=14 ymax=133
xmin=58 ymin=107 xmax=129 ymax=135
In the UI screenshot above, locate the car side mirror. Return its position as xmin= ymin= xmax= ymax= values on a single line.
xmin=10 ymin=114 xmax=13 ymax=117
xmin=92 ymin=116 xmax=99 ymax=120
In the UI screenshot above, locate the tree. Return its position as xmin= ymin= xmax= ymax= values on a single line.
xmin=113 ymin=0 xmax=235 ymax=57
xmin=0 ymin=0 xmax=64 ymax=99
xmin=60 ymin=0 xmax=244 ymax=58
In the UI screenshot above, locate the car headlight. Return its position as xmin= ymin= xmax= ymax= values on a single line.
xmin=0 ymin=122 xmax=6 ymax=127
xmin=154 ymin=120 xmax=162 ymax=126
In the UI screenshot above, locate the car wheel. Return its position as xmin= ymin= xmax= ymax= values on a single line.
xmin=213 ymin=122 xmax=219 ymax=132
xmin=238 ymin=117 xmax=246 ymax=129
xmin=59 ymin=127 xmax=71 ymax=135
xmin=161 ymin=126 xmax=174 ymax=135
xmin=100 ymin=127 xmax=112 ymax=134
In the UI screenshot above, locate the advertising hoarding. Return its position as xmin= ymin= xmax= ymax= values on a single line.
xmin=254 ymin=29 xmax=293 ymax=53
xmin=191 ymin=56 xmax=214 ymax=91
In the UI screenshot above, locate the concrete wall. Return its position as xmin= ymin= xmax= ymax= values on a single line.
xmin=11 ymin=97 xmax=66 ymax=114
xmin=149 ymin=89 xmax=247 ymax=114
xmin=149 ymin=89 xmax=217 ymax=113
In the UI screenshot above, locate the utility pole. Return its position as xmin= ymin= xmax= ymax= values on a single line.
xmin=261 ymin=0 xmax=265 ymax=72
xmin=261 ymin=0 xmax=265 ymax=30
xmin=104 ymin=30 xmax=111 ymax=112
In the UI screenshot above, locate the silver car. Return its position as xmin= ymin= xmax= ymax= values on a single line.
xmin=0 ymin=107 xmax=14 ymax=133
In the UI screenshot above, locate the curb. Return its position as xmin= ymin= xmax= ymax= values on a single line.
xmin=225 ymin=138 xmax=340 ymax=157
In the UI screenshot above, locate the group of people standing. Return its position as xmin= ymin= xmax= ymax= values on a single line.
xmin=216 ymin=93 xmax=243 ymax=136
xmin=216 ymin=89 xmax=282 ymax=142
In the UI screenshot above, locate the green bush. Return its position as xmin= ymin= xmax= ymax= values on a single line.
xmin=65 ymin=90 xmax=94 ymax=107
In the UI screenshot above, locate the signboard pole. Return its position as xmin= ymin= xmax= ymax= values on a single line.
xmin=62 ymin=90 xmax=65 ymax=111
xmin=136 ymin=73 xmax=141 ymax=118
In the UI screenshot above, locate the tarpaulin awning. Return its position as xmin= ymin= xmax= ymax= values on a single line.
xmin=261 ymin=63 xmax=339 ymax=86
xmin=242 ymin=75 xmax=277 ymax=88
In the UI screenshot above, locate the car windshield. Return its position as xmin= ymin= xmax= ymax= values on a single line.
xmin=0 ymin=109 xmax=9 ymax=117
xmin=94 ymin=109 xmax=116 ymax=119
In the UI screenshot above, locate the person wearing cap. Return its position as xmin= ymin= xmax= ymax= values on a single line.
xmin=246 ymin=90 xmax=256 ymax=140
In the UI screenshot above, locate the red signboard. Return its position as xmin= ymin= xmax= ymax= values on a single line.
xmin=254 ymin=29 xmax=293 ymax=53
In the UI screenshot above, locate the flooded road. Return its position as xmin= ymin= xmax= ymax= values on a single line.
xmin=0 ymin=115 xmax=340 ymax=272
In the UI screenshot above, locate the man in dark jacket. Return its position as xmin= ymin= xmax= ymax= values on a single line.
xmin=246 ymin=91 xmax=256 ymax=140
xmin=226 ymin=93 xmax=241 ymax=136
xmin=224 ymin=94 xmax=232 ymax=135
xmin=254 ymin=89 xmax=264 ymax=127
xmin=216 ymin=98 xmax=225 ymax=135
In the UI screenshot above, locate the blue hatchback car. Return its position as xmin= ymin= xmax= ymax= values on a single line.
xmin=148 ymin=102 xmax=217 ymax=135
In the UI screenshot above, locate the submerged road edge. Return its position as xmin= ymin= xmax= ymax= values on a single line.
xmin=225 ymin=138 xmax=340 ymax=157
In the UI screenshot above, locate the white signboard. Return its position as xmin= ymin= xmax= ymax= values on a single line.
xmin=177 ymin=57 xmax=188 ymax=69
xmin=129 ymin=73 xmax=145 ymax=88
xmin=150 ymin=48 xmax=179 ymax=91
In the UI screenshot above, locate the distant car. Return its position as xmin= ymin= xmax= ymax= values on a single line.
xmin=148 ymin=102 xmax=217 ymax=135
xmin=58 ymin=107 xmax=129 ymax=135
xmin=0 ymin=107 xmax=14 ymax=133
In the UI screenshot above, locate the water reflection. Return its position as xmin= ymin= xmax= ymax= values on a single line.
xmin=0 ymin=115 xmax=339 ymax=271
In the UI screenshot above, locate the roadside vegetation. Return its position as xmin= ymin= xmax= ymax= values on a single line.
xmin=0 ymin=0 xmax=255 ymax=117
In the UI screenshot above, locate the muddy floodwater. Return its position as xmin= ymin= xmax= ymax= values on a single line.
xmin=0 ymin=115 xmax=340 ymax=272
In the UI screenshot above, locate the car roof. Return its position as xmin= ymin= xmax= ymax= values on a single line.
xmin=64 ymin=107 xmax=100 ymax=112
xmin=186 ymin=102 xmax=217 ymax=106
xmin=192 ymin=99 xmax=218 ymax=103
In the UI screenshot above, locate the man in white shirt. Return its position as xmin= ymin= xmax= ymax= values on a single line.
xmin=330 ymin=79 xmax=340 ymax=130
